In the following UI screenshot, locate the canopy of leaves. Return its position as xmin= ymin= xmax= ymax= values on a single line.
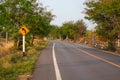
xmin=0 ymin=0 xmax=54 ymax=40
xmin=49 ymin=20 xmax=87 ymax=41
xmin=85 ymin=0 xmax=120 ymax=42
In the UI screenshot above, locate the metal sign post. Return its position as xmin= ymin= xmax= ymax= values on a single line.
xmin=19 ymin=25 xmax=29 ymax=56
xmin=23 ymin=36 xmax=26 ymax=56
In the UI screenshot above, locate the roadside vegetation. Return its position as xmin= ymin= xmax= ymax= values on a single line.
xmin=49 ymin=20 xmax=87 ymax=42
xmin=0 ymin=38 xmax=48 ymax=80
xmin=0 ymin=0 xmax=51 ymax=80
xmin=85 ymin=0 xmax=120 ymax=52
xmin=49 ymin=0 xmax=120 ymax=53
xmin=0 ymin=0 xmax=120 ymax=79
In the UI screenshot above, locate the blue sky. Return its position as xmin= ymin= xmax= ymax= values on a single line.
xmin=38 ymin=0 xmax=95 ymax=30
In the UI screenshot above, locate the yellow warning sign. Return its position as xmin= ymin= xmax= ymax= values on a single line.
xmin=19 ymin=25 xmax=29 ymax=36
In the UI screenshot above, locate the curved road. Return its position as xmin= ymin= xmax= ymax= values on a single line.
xmin=32 ymin=41 xmax=120 ymax=80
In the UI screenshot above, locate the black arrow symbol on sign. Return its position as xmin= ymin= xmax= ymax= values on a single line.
xmin=22 ymin=28 xmax=26 ymax=33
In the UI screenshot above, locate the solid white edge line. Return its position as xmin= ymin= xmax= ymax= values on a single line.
xmin=52 ymin=43 xmax=62 ymax=80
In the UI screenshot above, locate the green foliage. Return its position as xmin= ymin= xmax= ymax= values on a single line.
xmin=61 ymin=21 xmax=74 ymax=39
xmin=0 ymin=41 xmax=49 ymax=80
xmin=49 ymin=20 xmax=86 ymax=41
xmin=85 ymin=0 xmax=120 ymax=50
xmin=49 ymin=25 xmax=60 ymax=39
xmin=60 ymin=20 xmax=86 ymax=41
xmin=0 ymin=0 xmax=54 ymax=42
xmin=107 ymin=42 xmax=116 ymax=51
xmin=10 ymin=54 xmax=22 ymax=63
xmin=0 ymin=67 xmax=17 ymax=80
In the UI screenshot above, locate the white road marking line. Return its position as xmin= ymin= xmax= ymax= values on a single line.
xmin=52 ymin=43 xmax=62 ymax=80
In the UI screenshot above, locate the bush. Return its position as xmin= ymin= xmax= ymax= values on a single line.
xmin=0 ymin=40 xmax=49 ymax=80
xmin=10 ymin=54 xmax=23 ymax=63
xmin=0 ymin=67 xmax=17 ymax=80
xmin=107 ymin=42 xmax=116 ymax=51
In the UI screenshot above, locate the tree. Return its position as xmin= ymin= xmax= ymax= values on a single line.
xmin=55 ymin=20 xmax=87 ymax=42
xmin=73 ymin=20 xmax=86 ymax=42
xmin=60 ymin=21 xmax=75 ymax=40
xmin=85 ymin=0 xmax=120 ymax=51
xmin=0 ymin=0 xmax=54 ymax=45
xmin=49 ymin=25 xmax=60 ymax=39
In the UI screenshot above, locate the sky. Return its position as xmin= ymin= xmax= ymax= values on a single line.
xmin=38 ymin=0 xmax=96 ymax=30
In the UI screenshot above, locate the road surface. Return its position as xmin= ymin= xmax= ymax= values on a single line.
xmin=32 ymin=41 xmax=120 ymax=80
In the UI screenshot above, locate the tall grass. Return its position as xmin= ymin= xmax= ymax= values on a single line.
xmin=0 ymin=41 xmax=14 ymax=55
xmin=0 ymin=39 xmax=49 ymax=80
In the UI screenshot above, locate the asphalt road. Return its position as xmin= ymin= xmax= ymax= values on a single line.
xmin=32 ymin=41 xmax=120 ymax=80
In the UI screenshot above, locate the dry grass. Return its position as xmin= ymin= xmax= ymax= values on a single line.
xmin=0 ymin=38 xmax=49 ymax=80
xmin=0 ymin=40 xmax=14 ymax=69
xmin=18 ymin=73 xmax=32 ymax=80
xmin=0 ymin=41 xmax=14 ymax=54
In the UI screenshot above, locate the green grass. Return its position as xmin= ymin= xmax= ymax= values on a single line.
xmin=0 ymin=40 xmax=49 ymax=80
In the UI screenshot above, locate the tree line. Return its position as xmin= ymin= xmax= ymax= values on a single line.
xmin=50 ymin=0 xmax=120 ymax=51
xmin=85 ymin=0 xmax=120 ymax=51
xmin=0 ymin=0 xmax=120 ymax=52
xmin=0 ymin=0 xmax=54 ymax=46
xmin=0 ymin=0 xmax=87 ymax=46
xmin=49 ymin=20 xmax=87 ymax=42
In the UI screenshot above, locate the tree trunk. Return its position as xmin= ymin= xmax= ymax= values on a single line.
xmin=74 ymin=35 xmax=77 ymax=43
xmin=118 ymin=34 xmax=120 ymax=47
xmin=31 ymin=34 xmax=34 ymax=45
xmin=118 ymin=39 xmax=120 ymax=47
xmin=6 ymin=32 xmax=8 ymax=43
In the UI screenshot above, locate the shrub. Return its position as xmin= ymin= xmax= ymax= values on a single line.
xmin=107 ymin=42 xmax=116 ymax=51
xmin=0 ymin=40 xmax=49 ymax=80
xmin=10 ymin=54 xmax=22 ymax=63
